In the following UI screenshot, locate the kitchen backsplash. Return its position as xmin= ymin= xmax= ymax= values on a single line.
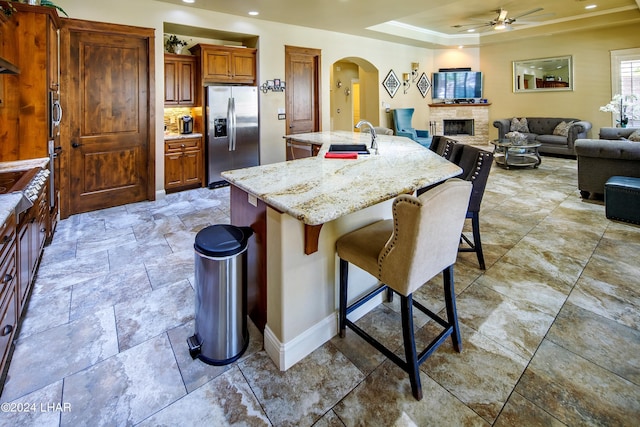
xmin=164 ymin=107 xmax=196 ymax=134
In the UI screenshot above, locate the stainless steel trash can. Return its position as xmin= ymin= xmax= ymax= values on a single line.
xmin=187 ymin=224 xmax=253 ymax=365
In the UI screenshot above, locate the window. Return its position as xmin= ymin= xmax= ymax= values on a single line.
xmin=611 ymin=48 xmax=640 ymax=127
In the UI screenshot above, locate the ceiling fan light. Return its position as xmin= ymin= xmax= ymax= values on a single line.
xmin=494 ymin=23 xmax=506 ymax=30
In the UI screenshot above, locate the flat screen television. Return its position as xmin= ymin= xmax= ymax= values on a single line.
xmin=432 ymin=71 xmax=483 ymax=99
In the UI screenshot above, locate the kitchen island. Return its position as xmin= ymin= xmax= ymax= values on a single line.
xmin=221 ymin=131 xmax=462 ymax=370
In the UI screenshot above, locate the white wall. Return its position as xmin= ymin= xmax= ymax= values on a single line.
xmin=56 ymin=0 xmax=477 ymax=192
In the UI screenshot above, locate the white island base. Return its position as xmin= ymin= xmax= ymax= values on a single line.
xmin=263 ymin=199 xmax=394 ymax=370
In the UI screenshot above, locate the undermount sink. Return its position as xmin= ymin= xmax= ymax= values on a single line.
xmin=328 ymin=144 xmax=370 ymax=155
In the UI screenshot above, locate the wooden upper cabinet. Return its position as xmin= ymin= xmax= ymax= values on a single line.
xmin=164 ymin=53 xmax=197 ymax=106
xmin=0 ymin=3 xmax=60 ymax=161
xmin=47 ymin=16 xmax=59 ymax=90
xmin=190 ymin=44 xmax=256 ymax=85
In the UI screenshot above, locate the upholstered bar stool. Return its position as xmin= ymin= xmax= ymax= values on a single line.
xmin=336 ymin=179 xmax=472 ymax=400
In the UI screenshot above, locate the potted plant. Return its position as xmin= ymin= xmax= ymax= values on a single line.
xmin=2 ymin=1 xmax=68 ymax=17
xmin=40 ymin=0 xmax=69 ymax=17
xmin=165 ymin=34 xmax=188 ymax=54
xmin=600 ymin=94 xmax=640 ymax=128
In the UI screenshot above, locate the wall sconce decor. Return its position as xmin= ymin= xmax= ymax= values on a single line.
xmin=411 ymin=62 xmax=420 ymax=82
xmin=402 ymin=73 xmax=411 ymax=94
xmin=261 ymin=79 xmax=286 ymax=93
xmin=382 ymin=70 xmax=400 ymax=98
xmin=417 ymin=73 xmax=431 ymax=98
xmin=336 ymin=80 xmax=343 ymax=88
xmin=344 ymin=87 xmax=351 ymax=96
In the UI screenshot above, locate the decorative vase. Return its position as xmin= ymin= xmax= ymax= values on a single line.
xmin=620 ymin=117 xmax=628 ymax=128
xmin=173 ymin=46 xmax=183 ymax=54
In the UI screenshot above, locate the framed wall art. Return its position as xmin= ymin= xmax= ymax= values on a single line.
xmin=382 ymin=70 xmax=400 ymax=98
xmin=417 ymin=73 xmax=431 ymax=98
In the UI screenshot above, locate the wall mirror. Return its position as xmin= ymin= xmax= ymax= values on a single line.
xmin=513 ymin=55 xmax=573 ymax=93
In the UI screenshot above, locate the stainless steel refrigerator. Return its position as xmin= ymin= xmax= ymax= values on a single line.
xmin=206 ymin=86 xmax=259 ymax=187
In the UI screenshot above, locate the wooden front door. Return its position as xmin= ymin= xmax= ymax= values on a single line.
xmin=285 ymin=46 xmax=321 ymax=135
xmin=61 ymin=20 xmax=154 ymax=217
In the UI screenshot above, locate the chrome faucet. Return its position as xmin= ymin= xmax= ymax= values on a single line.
xmin=355 ymin=120 xmax=378 ymax=154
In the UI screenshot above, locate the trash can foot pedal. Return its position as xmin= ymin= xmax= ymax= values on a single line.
xmin=187 ymin=335 xmax=201 ymax=359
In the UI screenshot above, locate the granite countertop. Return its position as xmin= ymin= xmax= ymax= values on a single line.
xmin=164 ymin=133 xmax=203 ymax=141
xmin=222 ymin=131 xmax=462 ymax=225
xmin=0 ymin=157 xmax=49 ymax=173
xmin=0 ymin=193 xmax=25 ymax=229
xmin=0 ymin=158 xmax=49 ymax=227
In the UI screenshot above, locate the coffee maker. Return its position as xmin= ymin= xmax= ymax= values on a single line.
xmin=179 ymin=115 xmax=193 ymax=134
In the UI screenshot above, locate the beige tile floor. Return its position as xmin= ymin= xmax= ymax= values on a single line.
xmin=1 ymin=154 xmax=639 ymax=426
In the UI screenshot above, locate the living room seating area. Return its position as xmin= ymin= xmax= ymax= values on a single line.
xmin=574 ymin=127 xmax=640 ymax=199
xmin=493 ymin=117 xmax=592 ymax=156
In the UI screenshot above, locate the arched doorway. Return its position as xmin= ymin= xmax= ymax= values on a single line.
xmin=330 ymin=58 xmax=379 ymax=131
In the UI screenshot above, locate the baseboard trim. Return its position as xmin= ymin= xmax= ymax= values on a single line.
xmin=264 ymin=313 xmax=337 ymax=371
xmin=263 ymin=293 xmax=383 ymax=371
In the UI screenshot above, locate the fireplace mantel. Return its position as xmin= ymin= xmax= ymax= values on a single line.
xmin=428 ymin=103 xmax=492 ymax=107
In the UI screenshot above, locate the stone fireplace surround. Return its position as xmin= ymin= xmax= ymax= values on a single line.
xmin=428 ymin=103 xmax=491 ymax=145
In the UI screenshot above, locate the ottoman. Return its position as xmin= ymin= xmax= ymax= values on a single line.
xmin=604 ymin=176 xmax=640 ymax=225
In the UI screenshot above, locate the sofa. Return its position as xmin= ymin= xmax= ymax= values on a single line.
xmin=574 ymin=129 xmax=640 ymax=199
xmin=493 ymin=117 xmax=592 ymax=156
xmin=598 ymin=127 xmax=640 ymax=140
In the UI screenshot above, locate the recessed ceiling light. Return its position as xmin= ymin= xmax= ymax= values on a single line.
xmin=467 ymin=29 xmax=475 ymax=33
xmin=585 ymin=5 xmax=597 ymax=10
xmin=183 ymin=0 xmax=195 ymax=3
xmin=458 ymin=45 xmax=464 ymax=49
xmin=248 ymin=11 xmax=259 ymax=16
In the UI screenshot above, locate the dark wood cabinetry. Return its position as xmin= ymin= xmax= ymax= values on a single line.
xmin=0 ymin=213 xmax=17 ymax=389
xmin=164 ymin=53 xmax=197 ymax=106
xmin=17 ymin=190 xmax=47 ymax=315
xmin=164 ymin=137 xmax=203 ymax=192
xmin=1 ymin=182 xmax=49 ymax=391
xmin=190 ymin=44 xmax=257 ymax=85
xmin=0 ymin=2 xmax=60 ymax=161
xmin=0 ymin=3 xmax=60 ymax=242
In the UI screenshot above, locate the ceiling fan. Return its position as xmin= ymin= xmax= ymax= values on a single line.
xmin=453 ymin=7 xmax=546 ymax=32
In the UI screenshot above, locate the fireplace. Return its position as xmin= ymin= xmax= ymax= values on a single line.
xmin=443 ymin=119 xmax=474 ymax=136
xmin=429 ymin=103 xmax=490 ymax=144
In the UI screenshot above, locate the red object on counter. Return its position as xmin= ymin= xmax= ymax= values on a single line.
xmin=324 ymin=152 xmax=358 ymax=159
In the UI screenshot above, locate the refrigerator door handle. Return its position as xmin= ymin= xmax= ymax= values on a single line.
xmin=231 ymin=97 xmax=237 ymax=151
xmin=227 ymin=97 xmax=233 ymax=151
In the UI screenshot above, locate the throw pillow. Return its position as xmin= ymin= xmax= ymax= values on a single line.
xmin=510 ymin=117 xmax=529 ymax=133
xmin=629 ymin=130 xmax=640 ymax=142
xmin=553 ymin=121 xmax=575 ymax=137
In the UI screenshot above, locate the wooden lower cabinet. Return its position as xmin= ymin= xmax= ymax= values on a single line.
xmin=17 ymin=190 xmax=47 ymax=315
xmin=230 ymin=185 xmax=266 ymax=332
xmin=0 ymin=213 xmax=17 ymax=390
xmin=165 ymin=137 xmax=203 ymax=192
xmin=285 ymin=138 xmax=321 ymax=160
xmin=1 ymin=186 xmax=50 ymax=392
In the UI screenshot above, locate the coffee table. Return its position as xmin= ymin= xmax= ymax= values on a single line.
xmin=490 ymin=139 xmax=541 ymax=169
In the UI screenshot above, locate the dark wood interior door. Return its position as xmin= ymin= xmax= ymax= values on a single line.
xmin=285 ymin=46 xmax=321 ymax=135
xmin=63 ymin=21 xmax=154 ymax=216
